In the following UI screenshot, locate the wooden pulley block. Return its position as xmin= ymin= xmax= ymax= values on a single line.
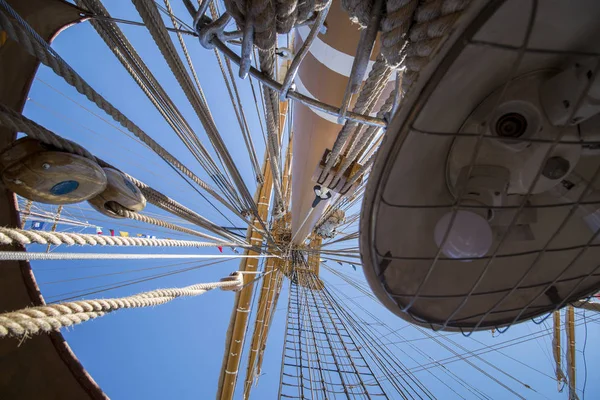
xmin=88 ymin=168 xmax=146 ymax=218
xmin=0 ymin=137 xmax=108 ymax=204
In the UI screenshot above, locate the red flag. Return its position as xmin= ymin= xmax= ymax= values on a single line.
xmin=218 ymin=246 xmax=223 ymax=253
xmin=109 ymin=229 xmax=115 ymax=237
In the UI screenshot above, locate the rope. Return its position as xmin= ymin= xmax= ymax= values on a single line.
xmin=0 ymin=272 xmax=245 ymax=338
xmin=0 ymin=227 xmax=238 ymax=248
xmin=131 ymin=0 xmax=259 ymax=220
xmin=0 ymin=103 xmax=247 ymax=243
xmin=217 ymin=0 xmax=330 ymax=215
xmin=402 ymin=0 xmax=472 ymax=94
xmin=335 ymin=89 xmax=396 ymax=186
xmin=120 ymin=175 xmax=249 ymax=244
xmin=0 ymin=103 xmax=94 ymax=160
xmin=320 ymin=56 xmax=392 ymax=183
xmin=111 ymin=205 xmax=230 ymax=243
xmin=76 ymin=0 xmax=244 ymax=213
xmin=0 ymin=252 xmax=276 ymax=261
xmin=0 ymin=3 xmax=236 ymax=216
xmin=207 ymin=1 xmax=263 ymax=183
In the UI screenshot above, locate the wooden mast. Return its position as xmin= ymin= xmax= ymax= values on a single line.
xmin=217 ymin=98 xmax=289 ymax=400
xmin=242 ymin=133 xmax=293 ymax=399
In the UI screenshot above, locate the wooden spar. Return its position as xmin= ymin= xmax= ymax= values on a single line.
xmin=289 ymin=1 xmax=392 ymax=244
xmin=242 ymin=135 xmax=294 ymax=399
xmin=242 ymin=259 xmax=283 ymax=399
xmin=216 ymin=149 xmax=274 ymax=400
xmin=565 ymin=306 xmax=576 ymax=399
xmin=217 ymin=100 xmax=289 ymax=400
xmin=552 ymin=310 xmax=565 ymax=391
xmin=291 ymin=1 xmax=360 ymax=244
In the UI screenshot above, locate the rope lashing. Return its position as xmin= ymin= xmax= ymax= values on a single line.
xmin=319 ymin=56 xmax=392 ymax=184
xmin=322 ymin=0 xmax=471 ymax=184
xmin=342 ymin=0 xmax=471 ymax=94
xmin=0 ymin=272 xmax=245 ymax=339
xmin=218 ymin=0 xmax=329 ymax=76
xmin=0 ymin=227 xmax=240 ymax=248
xmin=195 ymin=0 xmax=323 ymax=216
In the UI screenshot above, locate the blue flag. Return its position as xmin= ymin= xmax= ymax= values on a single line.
xmin=351 ymin=264 xmax=357 ymax=271
xmin=32 ymin=221 xmax=45 ymax=230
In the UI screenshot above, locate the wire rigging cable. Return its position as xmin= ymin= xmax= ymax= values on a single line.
xmin=131 ymin=0 xmax=262 ymax=223
xmin=0 ymin=1 xmax=247 ymax=226
xmin=75 ymin=0 xmax=245 ymax=214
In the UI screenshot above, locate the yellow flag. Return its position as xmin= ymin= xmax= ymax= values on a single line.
xmin=136 ymin=233 xmax=143 ymax=237
xmin=119 ymin=231 xmax=129 ymax=237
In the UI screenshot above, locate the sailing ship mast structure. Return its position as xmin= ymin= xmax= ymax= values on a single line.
xmin=0 ymin=0 xmax=599 ymax=399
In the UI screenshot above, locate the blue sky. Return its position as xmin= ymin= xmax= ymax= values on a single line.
xmin=17 ymin=0 xmax=600 ymax=399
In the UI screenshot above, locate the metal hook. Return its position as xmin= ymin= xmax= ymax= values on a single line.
xmin=199 ymin=12 xmax=232 ymax=49
xmin=239 ymin=18 xmax=254 ymax=79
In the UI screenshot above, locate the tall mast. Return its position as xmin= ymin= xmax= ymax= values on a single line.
xmin=217 ymin=99 xmax=288 ymax=400
xmin=566 ymin=306 xmax=577 ymax=400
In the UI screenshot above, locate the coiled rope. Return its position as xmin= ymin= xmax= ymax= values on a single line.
xmin=0 ymin=272 xmax=245 ymax=339
xmin=321 ymin=0 xmax=472 ymax=187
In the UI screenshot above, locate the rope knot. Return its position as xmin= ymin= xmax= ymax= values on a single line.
xmin=220 ymin=271 xmax=245 ymax=291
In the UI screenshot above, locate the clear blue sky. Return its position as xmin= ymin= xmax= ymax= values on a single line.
xmin=20 ymin=0 xmax=600 ymax=399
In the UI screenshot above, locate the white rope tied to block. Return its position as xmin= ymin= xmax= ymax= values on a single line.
xmin=0 ymin=227 xmax=241 ymax=249
xmin=0 ymin=272 xmax=245 ymax=338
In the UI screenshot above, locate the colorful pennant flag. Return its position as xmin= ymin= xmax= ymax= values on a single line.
xmin=337 ymin=261 xmax=343 ymax=266
xmin=217 ymin=246 xmax=223 ymax=253
xmin=119 ymin=231 xmax=129 ymax=237
xmin=96 ymin=226 xmax=103 ymax=235
xmin=32 ymin=221 xmax=45 ymax=231
xmin=351 ymin=264 xmax=357 ymax=271
xmin=137 ymin=233 xmax=144 ymax=237
xmin=109 ymin=229 xmax=115 ymax=236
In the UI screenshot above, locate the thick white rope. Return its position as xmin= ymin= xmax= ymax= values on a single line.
xmin=0 ymin=227 xmax=239 ymax=248
xmin=0 ymin=272 xmax=245 ymax=338
xmin=111 ymin=204 xmax=231 ymax=243
xmin=0 ymin=105 xmax=246 ymax=243
xmin=0 ymin=3 xmax=233 ymax=214
xmin=0 ymin=252 xmax=276 ymax=261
